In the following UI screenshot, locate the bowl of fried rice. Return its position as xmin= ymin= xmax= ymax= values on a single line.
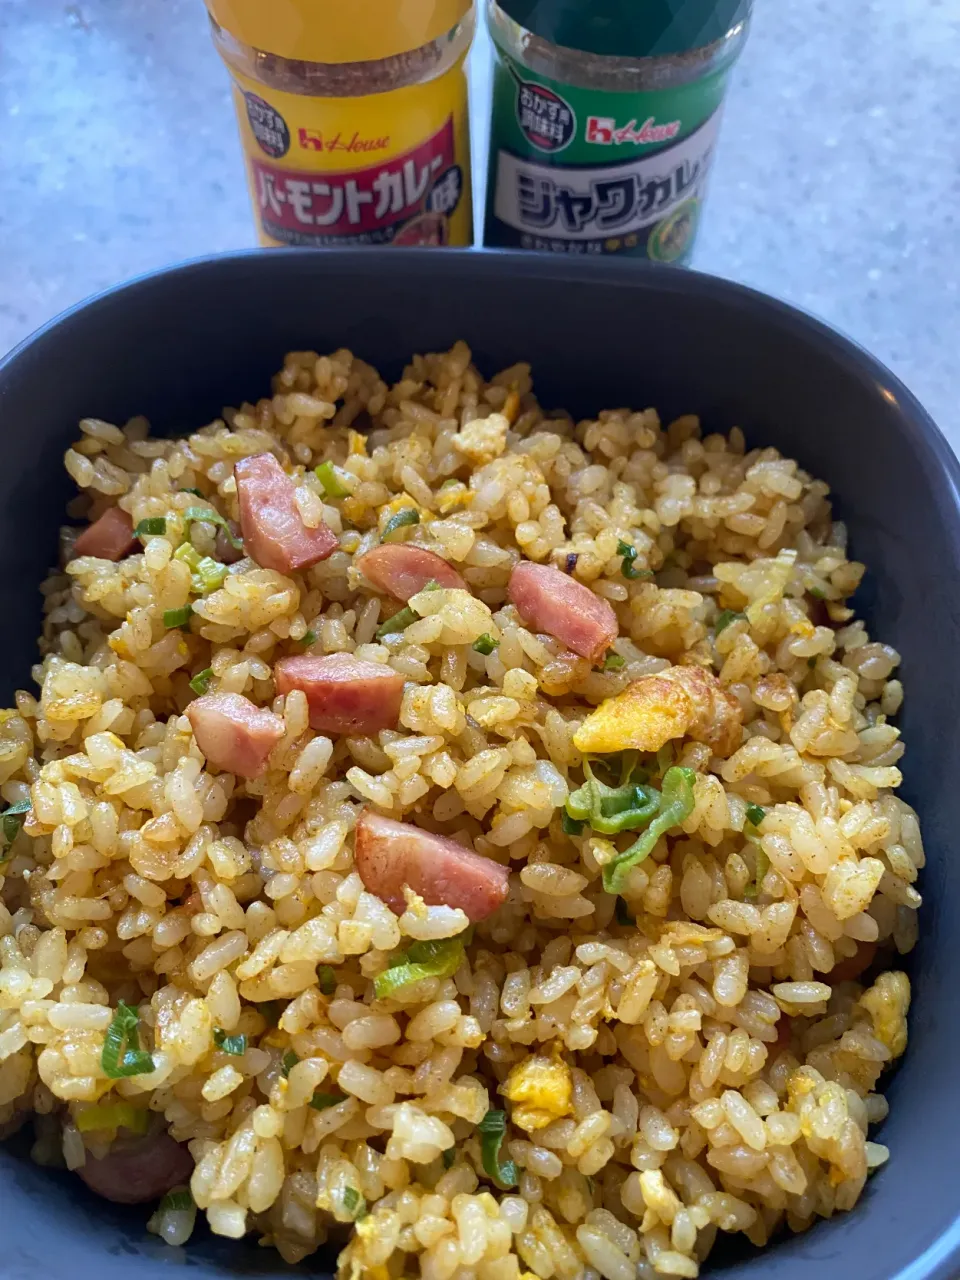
xmin=0 ymin=249 xmax=956 ymax=1280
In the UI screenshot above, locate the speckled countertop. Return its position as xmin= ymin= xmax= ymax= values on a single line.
xmin=1 ymin=0 xmax=957 ymax=440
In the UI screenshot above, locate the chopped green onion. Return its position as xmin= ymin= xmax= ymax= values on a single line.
xmin=375 ymin=580 xmax=442 ymax=640
xmin=259 ymin=1001 xmax=283 ymax=1026
xmin=809 ymin=585 xmax=827 ymax=600
xmin=281 ymin=1050 xmax=299 ymax=1078
xmin=755 ymin=846 xmax=770 ymax=888
xmin=373 ymin=936 xmax=465 ymax=1000
xmin=745 ymin=804 xmax=766 ymax=828
xmin=442 ymin=1147 xmax=456 ymax=1169
xmin=340 ymin=1187 xmax=367 ymax=1220
xmin=561 ymin=810 xmax=584 ymax=837
xmin=191 ymin=557 xmax=227 ymax=595
xmin=300 ymin=629 xmax=317 ymax=649
xmin=163 ymin=605 xmax=193 ymax=630
xmin=745 ymin=846 xmax=771 ymax=900
xmin=565 ymin=759 xmax=660 ymax=837
xmin=473 ymin=633 xmax=498 ymax=656
xmin=382 ymin=508 xmax=420 ymax=540
xmin=158 ymin=1189 xmax=194 ymax=1212
xmin=655 ymin=743 xmax=675 ymax=777
xmin=616 ymin=540 xmax=650 ymax=580
xmin=177 ymin=541 xmax=225 ymax=593
xmin=615 ymin=898 xmax=635 ymax=927
xmin=189 ymin=668 xmax=214 ymax=696
xmin=602 ymin=652 xmax=626 ymax=671
xmin=174 ymin=543 xmax=201 ymax=571
xmin=135 ymin=517 xmax=167 ymax=538
xmin=477 ymin=1109 xmax=518 ymax=1189
xmin=617 ymin=751 xmax=645 ymax=786
xmin=602 ymin=767 xmax=697 ymax=895
xmin=1 ymin=799 xmax=31 ymax=847
xmin=317 ymin=966 xmax=336 ymax=996
xmin=375 ymin=605 xmax=417 ymax=639
xmin=75 ymin=1103 xmax=150 ymax=1134
xmin=101 ymin=1000 xmax=155 ymax=1079
xmin=315 ymin=461 xmax=352 ymax=498
xmin=183 ymin=506 xmax=243 ymax=550
xmin=309 ymin=1091 xmax=347 ymax=1111
xmin=148 ymin=1186 xmax=196 ymax=1246
xmin=715 ymin=610 xmax=745 ymax=635
xmin=213 ymin=1028 xmax=247 ymax=1056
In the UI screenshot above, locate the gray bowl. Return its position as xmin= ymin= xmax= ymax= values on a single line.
xmin=0 ymin=249 xmax=956 ymax=1280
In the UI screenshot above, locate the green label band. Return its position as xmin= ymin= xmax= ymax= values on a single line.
xmin=484 ymin=41 xmax=736 ymax=263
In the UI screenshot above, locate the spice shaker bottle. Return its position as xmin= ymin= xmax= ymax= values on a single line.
xmin=483 ymin=0 xmax=751 ymax=263
xmin=205 ymin=0 xmax=475 ymax=247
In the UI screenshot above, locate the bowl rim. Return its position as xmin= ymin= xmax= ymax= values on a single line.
xmin=0 ymin=246 xmax=954 ymax=480
xmin=2 ymin=245 xmax=960 ymax=1280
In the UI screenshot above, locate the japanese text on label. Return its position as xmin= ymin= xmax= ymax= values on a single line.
xmin=493 ymin=111 xmax=720 ymax=242
xmin=251 ymin=117 xmax=457 ymax=245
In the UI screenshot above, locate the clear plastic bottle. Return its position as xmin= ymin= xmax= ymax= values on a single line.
xmin=483 ymin=0 xmax=751 ymax=263
xmin=205 ymin=0 xmax=475 ymax=247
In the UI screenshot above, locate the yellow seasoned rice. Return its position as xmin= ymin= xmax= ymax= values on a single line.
xmin=0 ymin=341 xmax=918 ymax=1275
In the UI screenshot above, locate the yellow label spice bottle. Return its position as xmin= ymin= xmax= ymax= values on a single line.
xmin=205 ymin=0 xmax=475 ymax=247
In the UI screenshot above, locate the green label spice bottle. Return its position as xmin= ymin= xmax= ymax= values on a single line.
xmin=483 ymin=0 xmax=752 ymax=264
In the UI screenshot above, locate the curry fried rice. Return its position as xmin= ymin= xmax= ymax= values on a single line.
xmin=0 ymin=342 xmax=918 ymax=1277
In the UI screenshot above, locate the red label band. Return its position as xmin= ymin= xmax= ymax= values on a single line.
xmin=252 ymin=117 xmax=460 ymax=246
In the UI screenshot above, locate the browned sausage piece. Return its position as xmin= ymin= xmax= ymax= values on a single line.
xmin=830 ymin=940 xmax=878 ymax=983
xmin=77 ymin=1128 xmax=194 ymax=1205
xmin=72 ymin=507 xmax=136 ymax=561
xmin=508 ymin=561 xmax=618 ymax=664
xmin=356 ymin=544 xmax=465 ymax=601
xmin=235 ymin=453 xmax=337 ymax=574
xmin=275 ymin=653 xmax=403 ymax=736
xmin=186 ymin=692 xmax=284 ymax=778
xmin=354 ymin=810 xmax=510 ymax=920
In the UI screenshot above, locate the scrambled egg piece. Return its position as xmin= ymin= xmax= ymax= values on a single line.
xmin=502 ymin=1052 xmax=573 ymax=1132
xmin=107 ymin=633 xmax=130 ymax=659
xmin=859 ymin=971 xmax=910 ymax=1058
xmin=452 ymin=413 xmax=509 ymax=466
xmin=344 ymin=1223 xmax=390 ymax=1280
xmin=573 ymin=664 xmax=742 ymax=758
xmin=341 ymin=495 xmax=368 ymax=526
xmin=785 ymin=1066 xmax=819 ymax=1109
xmin=436 ymin=481 xmax=473 ymax=514
xmin=347 ymin=429 xmax=367 ymax=456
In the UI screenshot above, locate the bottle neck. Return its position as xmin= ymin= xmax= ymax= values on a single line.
xmin=487 ymin=0 xmax=749 ymax=92
xmin=211 ymin=11 xmax=475 ymax=98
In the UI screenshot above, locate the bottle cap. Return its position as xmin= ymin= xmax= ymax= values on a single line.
xmin=495 ymin=0 xmax=750 ymax=59
xmin=206 ymin=0 xmax=471 ymax=65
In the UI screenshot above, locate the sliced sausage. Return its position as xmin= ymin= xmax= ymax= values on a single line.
xmin=830 ymin=940 xmax=878 ymax=983
xmin=356 ymin=544 xmax=465 ymax=601
xmin=72 ymin=507 xmax=136 ymax=562
xmin=508 ymin=561 xmax=618 ymax=664
xmin=354 ymin=810 xmax=510 ymax=920
xmin=186 ymin=692 xmax=284 ymax=778
xmin=275 ymin=653 xmax=403 ymax=736
xmin=77 ymin=1128 xmax=194 ymax=1205
xmin=235 ymin=453 xmax=337 ymax=574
